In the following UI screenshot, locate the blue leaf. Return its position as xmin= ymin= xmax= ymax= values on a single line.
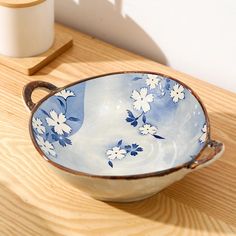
xmin=59 ymin=139 xmax=66 ymax=147
xmin=132 ymin=77 xmax=142 ymax=81
xmin=68 ymin=117 xmax=80 ymax=121
xmin=108 ymin=161 xmax=113 ymax=168
xmin=41 ymin=109 xmax=49 ymax=116
xmin=64 ymin=138 xmax=72 ymax=145
xmin=130 ymin=151 xmax=138 ymax=156
xmin=165 ymin=83 xmax=170 ymax=90
xmin=131 ymin=120 xmax=138 ymax=127
xmin=142 ymin=115 xmax=146 ymax=123
xmin=57 ymin=98 xmax=65 ymax=108
xmin=124 ymin=145 xmax=131 ymax=149
xmin=153 ymin=134 xmax=165 ymax=139
xmin=136 ymin=147 xmax=143 ymax=152
xmin=132 ymin=143 xmax=139 ymax=149
xmin=126 ymin=117 xmax=134 ymax=123
xmin=127 ymin=110 xmax=135 ymax=118
xmin=117 ymin=140 xmax=122 ymax=147
xmin=45 ymin=133 xmax=49 ymax=139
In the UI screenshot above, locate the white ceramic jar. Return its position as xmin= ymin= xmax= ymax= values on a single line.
xmin=0 ymin=0 xmax=54 ymax=57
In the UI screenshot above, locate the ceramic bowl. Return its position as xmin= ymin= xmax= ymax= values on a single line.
xmin=23 ymin=72 xmax=224 ymax=202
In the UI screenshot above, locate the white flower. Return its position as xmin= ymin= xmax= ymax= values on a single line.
xmin=131 ymin=88 xmax=154 ymax=113
xmin=46 ymin=110 xmax=71 ymax=135
xmin=56 ymin=89 xmax=75 ymax=100
xmin=36 ymin=135 xmax=56 ymax=157
xmin=199 ymin=124 xmax=207 ymax=143
xmin=170 ymin=84 xmax=185 ymax=103
xmin=106 ymin=146 xmax=127 ymax=160
xmin=139 ymin=124 xmax=157 ymax=135
xmin=32 ymin=117 xmax=45 ymax=134
xmin=146 ymin=74 xmax=161 ymax=89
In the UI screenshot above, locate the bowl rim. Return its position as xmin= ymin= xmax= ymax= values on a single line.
xmin=28 ymin=71 xmax=210 ymax=179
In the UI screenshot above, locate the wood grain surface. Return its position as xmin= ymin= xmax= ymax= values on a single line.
xmin=0 ymin=23 xmax=235 ymax=236
xmin=0 ymin=29 xmax=73 ymax=75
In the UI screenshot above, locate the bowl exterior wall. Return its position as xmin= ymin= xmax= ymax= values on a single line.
xmin=49 ymin=164 xmax=190 ymax=202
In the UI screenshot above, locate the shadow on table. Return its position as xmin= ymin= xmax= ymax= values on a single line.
xmin=105 ymin=191 xmax=233 ymax=234
xmin=106 ymin=112 xmax=236 ymax=234
xmin=0 ymin=183 xmax=57 ymax=236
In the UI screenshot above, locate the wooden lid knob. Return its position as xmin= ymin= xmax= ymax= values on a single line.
xmin=0 ymin=0 xmax=45 ymax=8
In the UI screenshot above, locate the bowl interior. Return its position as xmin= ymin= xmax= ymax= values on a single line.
xmin=31 ymin=72 xmax=208 ymax=176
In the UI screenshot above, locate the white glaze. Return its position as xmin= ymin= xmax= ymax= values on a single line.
xmin=48 ymin=143 xmax=224 ymax=202
xmin=48 ymin=147 xmax=224 ymax=202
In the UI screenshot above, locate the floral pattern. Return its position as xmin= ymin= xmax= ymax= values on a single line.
xmin=106 ymin=140 xmax=143 ymax=168
xmin=46 ymin=110 xmax=71 ymax=135
xmin=56 ymin=89 xmax=75 ymax=100
xmin=51 ymin=132 xmax=72 ymax=147
xmin=199 ymin=124 xmax=207 ymax=143
xmin=32 ymin=73 xmax=206 ymax=169
xmin=170 ymin=84 xmax=185 ymax=103
xmin=36 ymin=135 xmax=56 ymax=157
xmin=131 ymin=88 xmax=154 ymax=113
xmin=146 ymin=74 xmax=161 ymax=89
xmin=139 ymin=124 xmax=157 ymax=135
xmin=33 ymin=89 xmax=80 ymax=157
xmin=139 ymin=124 xmax=165 ymax=139
xmin=32 ymin=117 xmax=45 ymax=134
xmin=106 ymin=146 xmax=127 ymax=160
xmin=126 ymin=75 xmax=167 ymax=140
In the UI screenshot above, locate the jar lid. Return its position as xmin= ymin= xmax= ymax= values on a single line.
xmin=0 ymin=0 xmax=45 ymax=8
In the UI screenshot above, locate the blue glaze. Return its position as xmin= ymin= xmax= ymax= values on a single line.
xmin=31 ymin=72 xmax=207 ymax=176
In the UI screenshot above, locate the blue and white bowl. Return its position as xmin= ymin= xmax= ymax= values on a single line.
xmin=23 ymin=72 xmax=224 ymax=202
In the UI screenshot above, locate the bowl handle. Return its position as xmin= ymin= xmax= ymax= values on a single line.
xmin=23 ymin=81 xmax=58 ymax=111
xmin=187 ymin=140 xmax=224 ymax=169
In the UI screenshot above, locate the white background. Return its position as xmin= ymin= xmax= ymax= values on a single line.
xmin=55 ymin=0 xmax=236 ymax=92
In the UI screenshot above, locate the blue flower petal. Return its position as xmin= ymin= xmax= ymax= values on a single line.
xmin=124 ymin=145 xmax=131 ymax=152
xmin=126 ymin=117 xmax=134 ymax=123
xmin=132 ymin=143 xmax=139 ymax=149
xmin=51 ymin=133 xmax=59 ymax=141
xmin=131 ymin=120 xmax=138 ymax=127
xmin=127 ymin=110 xmax=135 ymax=118
xmin=130 ymin=151 xmax=138 ymax=156
xmin=59 ymin=139 xmax=66 ymax=147
xmin=136 ymin=147 xmax=143 ymax=152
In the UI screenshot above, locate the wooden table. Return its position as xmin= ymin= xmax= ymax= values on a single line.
xmin=0 ymin=24 xmax=235 ymax=236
